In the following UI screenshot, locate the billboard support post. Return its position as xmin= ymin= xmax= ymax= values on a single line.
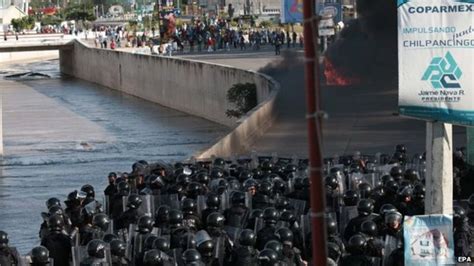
xmin=425 ymin=121 xmax=453 ymax=215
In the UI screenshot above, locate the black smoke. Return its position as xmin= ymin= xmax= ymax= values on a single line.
xmin=324 ymin=0 xmax=397 ymax=85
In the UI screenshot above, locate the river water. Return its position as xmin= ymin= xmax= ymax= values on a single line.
xmin=0 ymin=58 xmax=228 ymax=253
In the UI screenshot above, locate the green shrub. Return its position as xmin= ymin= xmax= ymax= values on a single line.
xmin=226 ymin=83 xmax=258 ymax=118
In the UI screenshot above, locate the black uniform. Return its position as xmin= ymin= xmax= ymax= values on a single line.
xmin=115 ymin=208 xmax=145 ymax=231
xmin=223 ymin=206 xmax=249 ymax=228
xmin=340 ymin=254 xmax=373 ymax=266
xmin=343 ymin=214 xmax=377 ymax=242
xmin=454 ymin=222 xmax=473 ymax=257
xmin=41 ymin=232 xmax=72 ymax=266
xmin=230 ymin=246 xmax=258 ymax=265
xmin=257 ymin=226 xmax=278 ymax=250
xmin=0 ymin=247 xmax=20 ymax=266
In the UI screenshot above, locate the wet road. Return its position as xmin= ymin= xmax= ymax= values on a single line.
xmin=0 ymin=59 xmax=227 ymax=253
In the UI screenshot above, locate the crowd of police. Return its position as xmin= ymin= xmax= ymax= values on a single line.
xmin=1 ymin=144 xmax=473 ymax=266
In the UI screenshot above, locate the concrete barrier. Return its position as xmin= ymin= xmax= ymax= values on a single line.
xmin=60 ymin=40 xmax=279 ymax=156
xmin=0 ymin=50 xmax=58 ymax=64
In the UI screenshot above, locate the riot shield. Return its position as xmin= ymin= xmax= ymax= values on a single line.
xmin=338 ymin=206 xmax=358 ymax=234
xmin=300 ymin=214 xmax=311 ymax=253
xmin=289 ymin=199 xmax=307 ymax=216
xmin=72 ymin=245 xmax=112 ymax=266
xmin=122 ymin=195 xmax=152 ymax=216
xmin=105 ymin=196 xmax=111 ymax=216
xmin=363 ymin=173 xmax=378 ymax=188
xmin=220 ymin=190 xmax=230 ymax=210
xmin=172 ymin=248 xmax=184 ymax=266
xmin=223 ymin=226 xmax=242 ymax=244
xmin=213 ymin=236 xmax=226 ymax=266
xmin=254 ymin=217 xmax=264 ymax=234
xmin=197 ymin=195 xmax=207 ymax=216
xmin=158 ymin=194 xmax=180 ymax=210
xmin=382 ymin=235 xmax=401 ymax=266
xmin=245 ymin=191 xmax=252 ymax=210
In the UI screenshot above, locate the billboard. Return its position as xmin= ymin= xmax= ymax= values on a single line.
xmin=403 ymin=215 xmax=455 ymax=266
xmin=280 ymin=0 xmax=303 ymax=23
xmin=316 ymin=3 xmax=342 ymax=23
xmin=398 ymin=0 xmax=474 ymax=126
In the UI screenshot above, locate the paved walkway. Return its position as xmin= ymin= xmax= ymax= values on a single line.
xmin=177 ymin=50 xmax=466 ymax=158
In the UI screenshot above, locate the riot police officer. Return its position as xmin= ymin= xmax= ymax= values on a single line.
xmin=0 ymin=231 xmax=20 ymax=266
xmin=110 ymin=239 xmax=130 ymax=266
xmin=80 ymin=239 xmax=107 ymax=266
xmin=343 ymin=199 xmax=378 ymax=241
xmin=30 ymin=246 xmax=51 ymax=266
xmin=223 ymin=191 xmax=249 ymax=228
xmin=340 ymin=234 xmax=372 ymax=266
xmin=110 ymin=181 xmax=130 ymax=220
xmin=64 ymin=190 xmax=86 ymax=228
xmin=116 ymin=194 xmax=145 ymax=231
xmin=182 ymin=198 xmax=202 ymax=231
xmin=453 ymin=206 xmax=473 ymax=258
xmin=275 ymin=227 xmax=306 ymax=266
xmin=253 ymin=181 xmax=274 ymax=210
xmin=154 ymin=205 xmax=171 ymax=235
xmin=256 ymin=207 xmax=279 ymax=250
xmin=230 ymin=229 xmax=258 ymax=265
xmin=201 ymin=193 xmax=221 ymax=228
xmin=41 ymin=215 xmax=73 ymax=266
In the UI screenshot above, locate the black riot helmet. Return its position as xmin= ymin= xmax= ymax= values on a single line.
xmin=231 ymin=191 xmax=246 ymax=206
xmin=279 ymin=210 xmax=296 ymax=225
xmin=181 ymin=198 xmax=197 ymax=216
xmin=48 ymin=214 xmax=65 ymax=232
xmin=103 ymin=234 xmax=119 ymax=243
xmin=46 ymin=197 xmax=61 ymax=209
xmin=210 ymin=168 xmax=225 ymax=179
xmin=343 ymin=190 xmax=359 ymax=206
xmin=205 ymin=193 xmax=221 ymax=208
xmin=182 ymin=249 xmax=202 ymax=264
xmin=196 ymin=171 xmax=210 ymax=186
xmin=127 ymin=194 xmax=143 ymax=209
xmin=293 ymin=177 xmax=304 ymax=190
xmin=81 ymin=184 xmax=95 ymax=198
xmin=180 ymin=233 xmax=197 ymax=250
xmin=155 ymin=205 xmax=170 ymax=225
xmin=381 ymin=175 xmax=394 ymax=184
xmin=453 ymin=206 xmax=467 ymax=225
xmin=326 ymin=216 xmax=337 ymax=236
xmin=110 ymin=239 xmax=127 ymax=257
xmin=239 ymin=170 xmax=253 ymax=183
xmin=404 ymin=169 xmax=419 ymax=182
xmin=239 ymin=229 xmax=257 ymax=247
xmin=258 ymin=248 xmax=279 ymax=266
xmin=385 ymin=211 xmax=403 ymax=229
xmin=272 ymin=178 xmax=287 ymax=195
xmin=265 ymin=240 xmax=283 ymax=256
xmin=385 ymin=180 xmax=399 ymax=194
xmin=213 ymin=157 xmax=226 ymax=168
xmin=275 ymin=227 xmax=294 ymax=244
xmin=357 ymin=199 xmax=374 ymax=216
xmin=117 ymin=181 xmax=130 ymax=196
xmin=257 ymin=181 xmax=273 ymax=196
xmin=395 ymin=144 xmax=407 ymax=154
xmin=48 ymin=206 xmax=64 ymax=217
xmin=325 ymin=175 xmax=339 ymax=190
xmin=361 ymin=220 xmax=378 ymax=237
xmin=275 ymin=197 xmax=290 ymax=211
xmin=0 ymin=231 xmax=8 ymax=248
xmin=379 ymin=204 xmax=398 ymax=217
xmin=65 ymin=190 xmax=85 ymax=207
xmin=390 ymin=166 xmax=403 ymax=178
xmin=347 ymin=234 xmax=367 ymax=255
xmin=31 ymin=246 xmax=50 ymax=264
xmin=92 ymin=213 xmax=111 ymax=232
xmin=413 ymin=184 xmax=425 ymax=200
xmin=145 ymin=235 xmax=159 ymax=251
xmin=143 ymin=249 xmax=163 ymax=265
xmin=87 ymin=239 xmax=107 ymax=259
xmin=358 ymin=183 xmax=372 ymax=199
xmin=206 ymin=212 xmax=225 ymax=229
xmin=197 ymin=240 xmax=214 ymax=257
xmin=263 ymin=207 xmax=279 ymax=225
xmin=327 ymin=242 xmax=342 ymax=262
xmin=138 ymin=215 xmax=154 ymax=234
xmin=169 ymin=209 xmax=184 ymax=227
xmin=153 ymin=237 xmax=170 ymax=253
xmin=186 ymin=182 xmax=203 ymax=199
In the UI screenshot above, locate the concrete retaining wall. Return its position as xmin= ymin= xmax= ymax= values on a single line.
xmin=0 ymin=50 xmax=58 ymax=64
xmin=60 ymin=40 xmax=279 ymax=156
